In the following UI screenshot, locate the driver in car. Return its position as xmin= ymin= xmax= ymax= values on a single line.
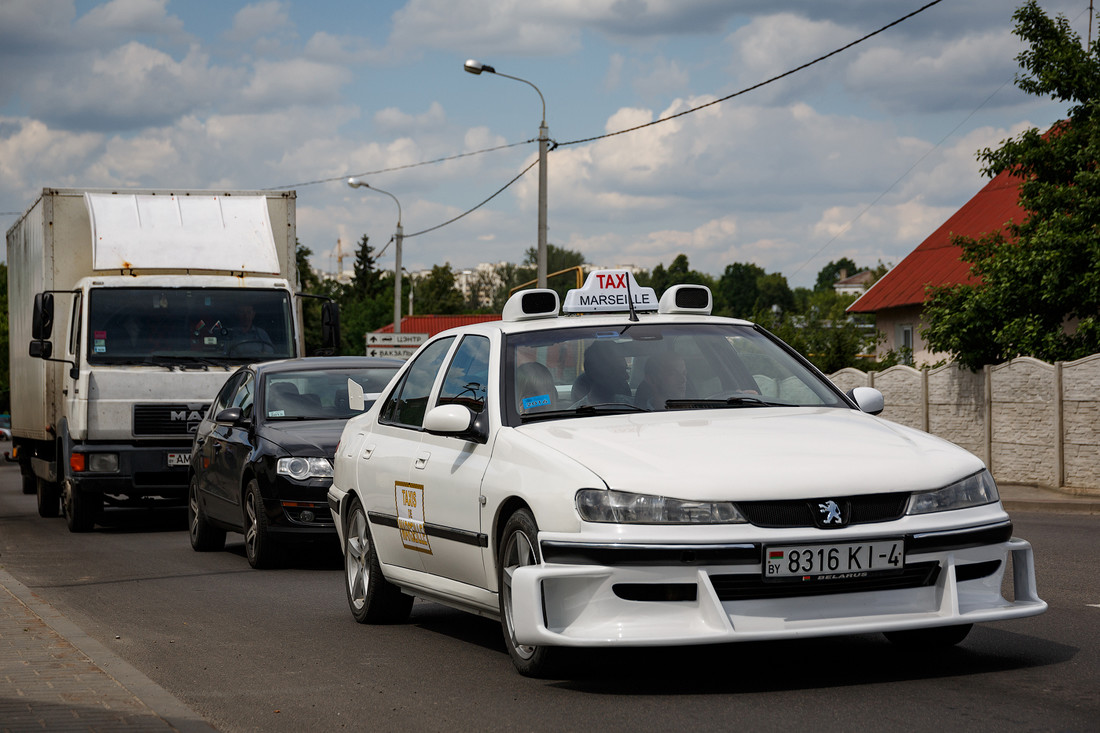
xmin=226 ymin=304 xmax=274 ymax=355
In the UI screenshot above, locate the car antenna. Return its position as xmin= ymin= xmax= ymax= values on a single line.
xmin=625 ymin=273 xmax=639 ymax=322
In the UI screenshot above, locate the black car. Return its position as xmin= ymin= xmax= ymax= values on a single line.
xmin=187 ymin=356 xmax=403 ymax=567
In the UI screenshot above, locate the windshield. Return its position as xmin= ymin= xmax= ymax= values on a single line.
xmin=264 ymin=367 xmax=400 ymax=420
xmin=504 ymin=322 xmax=847 ymax=425
xmin=87 ymin=288 xmax=295 ymax=365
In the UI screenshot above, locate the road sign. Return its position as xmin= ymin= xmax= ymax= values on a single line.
xmin=367 ymin=332 xmax=428 ymax=347
xmin=367 ymin=347 xmax=414 ymax=360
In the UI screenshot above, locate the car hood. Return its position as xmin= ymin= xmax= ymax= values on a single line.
xmin=514 ymin=407 xmax=985 ymax=500
xmin=262 ymin=420 xmax=346 ymax=457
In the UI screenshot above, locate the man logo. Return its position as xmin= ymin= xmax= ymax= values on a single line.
xmin=818 ymin=500 xmax=843 ymax=525
xmin=171 ymin=409 xmax=205 ymax=434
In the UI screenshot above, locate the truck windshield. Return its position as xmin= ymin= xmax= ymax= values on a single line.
xmin=87 ymin=288 xmax=295 ymax=365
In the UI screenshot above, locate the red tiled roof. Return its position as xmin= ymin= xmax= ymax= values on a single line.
xmin=376 ymin=314 xmax=501 ymax=337
xmin=847 ymin=168 xmax=1028 ymax=313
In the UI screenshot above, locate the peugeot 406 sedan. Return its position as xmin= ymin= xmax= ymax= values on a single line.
xmin=327 ymin=271 xmax=1046 ymax=677
xmin=188 ymin=356 xmax=402 ymax=568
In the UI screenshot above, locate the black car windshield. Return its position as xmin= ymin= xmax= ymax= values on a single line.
xmin=264 ymin=367 xmax=400 ymax=420
xmin=504 ymin=322 xmax=846 ymax=425
xmin=87 ymin=288 xmax=295 ymax=365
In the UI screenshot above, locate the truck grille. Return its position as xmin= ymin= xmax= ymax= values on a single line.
xmin=133 ymin=404 xmax=209 ymax=437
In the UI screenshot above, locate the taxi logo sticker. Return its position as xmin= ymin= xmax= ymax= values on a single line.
xmin=522 ymin=394 xmax=550 ymax=409
xmin=396 ymin=481 xmax=432 ymax=554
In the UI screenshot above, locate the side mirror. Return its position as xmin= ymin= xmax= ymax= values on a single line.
xmin=321 ymin=301 xmax=341 ymax=352
xmin=29 ymin=340 xmax=53 ymax=359
xmin=214 ymin=407 xmax=244 ymax=424
xmin=423 ymin=404 xmax=488 ymax=443
xmin=847 ymin=387 xmax=884 ymax=415
xmin=32 ymin=293 xmax=54 ymax=340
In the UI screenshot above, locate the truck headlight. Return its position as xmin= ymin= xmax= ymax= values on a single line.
xmin=576 ymin=489 xmax=747 ymax=524
xmin=276 ymin=457 xmax=333 ymax=480
xmin=906 ymin=469 xmax=999 ymax=514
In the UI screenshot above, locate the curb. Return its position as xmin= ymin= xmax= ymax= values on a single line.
xmin=0 ymin=567 xmax=217 ymax=733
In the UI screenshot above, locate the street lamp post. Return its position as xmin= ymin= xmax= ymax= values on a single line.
xmin=347 ymin=177 xmax=404 ymax=333
xmin=464 ymin=59 xmax=548 ymax=289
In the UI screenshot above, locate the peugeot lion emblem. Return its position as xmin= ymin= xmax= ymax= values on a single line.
xmin=818 ymin=500 xmax=843 ymax=525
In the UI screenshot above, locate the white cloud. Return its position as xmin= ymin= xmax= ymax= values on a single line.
xmin=76 ymin=0 xmax=186 ymax=37
xmin=227 ymin=1 xmax=292 ymax=42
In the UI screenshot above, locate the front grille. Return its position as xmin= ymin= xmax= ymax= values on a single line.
xmin=709 ymin=561 xmax=940 ymax=601
xmin=133 ymin=404 xmax=209 ymax=437
xmin=737 ymin=492 xmax=909 ymax=528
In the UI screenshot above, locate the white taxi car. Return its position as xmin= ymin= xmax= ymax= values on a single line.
xmin=328 ymin=270 xmax=1045 ymax=677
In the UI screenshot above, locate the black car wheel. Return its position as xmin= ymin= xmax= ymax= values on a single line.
xmin=344 ymin=496 xmax=412 ymax=624
xmin=63 ymin=479 xmax=100 ymax=533
xmin=188 ymin=475 xmax=226 ymax=552
xmin=498 ymin=508 xmax=565 ymax=678
xmin=243 ymin=479 xmax=279 ymax=569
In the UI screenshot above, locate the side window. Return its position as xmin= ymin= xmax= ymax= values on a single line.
xmin=380 ymin=337 xmax=454 ymax=429
xmin=438 ymin=335 xmax=490 ymax=414
xmin=210 ymin=373 xmax=243 ymax=417
xmin=69 ymin=294 xmax=82 ymax=356
xmin=230 ymin=372 xmax=256 ymax=421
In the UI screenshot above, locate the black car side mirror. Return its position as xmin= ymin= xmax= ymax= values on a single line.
xmin=215 ymin=407 xmax=247 ymax=425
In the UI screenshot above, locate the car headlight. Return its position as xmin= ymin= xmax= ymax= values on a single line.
xmin=906 ymin=469 xmax=999 ymax=514
xmin=576 ymin=489 xmax=747 ymax=524
xmin=276 ymin=457 xmax=333 ymax=480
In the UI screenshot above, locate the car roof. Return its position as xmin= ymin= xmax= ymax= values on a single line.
xmin=248 ymin=356 xmax=406 ymax=375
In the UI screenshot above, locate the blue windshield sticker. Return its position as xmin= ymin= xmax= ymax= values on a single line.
xmin=594 ymin=331 xmax=620 ymax=339
xmin=522 ymin=395 xmax=551 ymax=409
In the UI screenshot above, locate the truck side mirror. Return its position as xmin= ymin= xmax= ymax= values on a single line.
xmin=321 ymin=301 xmax=341 ymax=352
xmin=32 ymin=293 xmax=54 ymax=340
xmin=29 ymin=340 xmax=53 ymax=359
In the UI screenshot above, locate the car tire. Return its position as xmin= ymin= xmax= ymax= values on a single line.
xmin=63 ymin=480 xmax=100 ymax=533
xmin=884 ymin=623 xmax=973 ymax=649
xmin=188 ymin=476 xmax=226 ymax=552
xmin=36 ymin=478 xmax=61 ymax=518
xmin=243 ymin=479 xmax=279 ymax=569
xmin=498 ymin=508 xmax=565 ymax=678
xmin=343 ymin=496 xmax=412 ymax=624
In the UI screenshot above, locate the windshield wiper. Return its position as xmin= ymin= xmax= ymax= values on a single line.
xmin=519 ymin=402 xmax=646 ymax=423
xmin=664 ymin=396 xmax=784 ymax=409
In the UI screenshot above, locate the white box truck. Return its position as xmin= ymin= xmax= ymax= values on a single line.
xmin=6 ymin=188 xmax=339 ymax=531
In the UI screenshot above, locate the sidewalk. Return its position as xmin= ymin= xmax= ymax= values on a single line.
xmin=0 ymin=487 xmax=1094 ymax=733
xmin=0 ymin=567 xmax=216 ymax=733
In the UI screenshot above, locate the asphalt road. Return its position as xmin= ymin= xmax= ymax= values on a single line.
xmin=1 ymin=461 xmax=1097 ymax=732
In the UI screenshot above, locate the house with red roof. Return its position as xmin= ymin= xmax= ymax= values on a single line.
xmin=847 ymin=167 xmax=1027 ymax=365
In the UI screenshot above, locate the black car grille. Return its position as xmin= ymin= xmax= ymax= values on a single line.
xmin=709 ymin=561 xmax=941 ymax=601
xmin=737 ymin=492 xmax=909 ymax=528
xmin=133 ymin=404 xmax=209 ymax=437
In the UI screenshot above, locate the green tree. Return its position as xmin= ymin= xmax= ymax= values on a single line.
xmin=511 ymin=244 xmax=588 ymax=303
xmin=413 ymin=264 xmax=466 ymax=315
xmin=814 ymin=258 xmax=859 ymax=292
xmin=337 ymin=235 xmax=395 ymax=354
xmin=714 ymin=262 xmax=765 ymax=318
xmin=763 ymin=290 xmax=874 ymax=373
xmin=638 ymin=254 xmax=715 ymax=298
xmin=924 ymin=1 xmax=1100 ymax=369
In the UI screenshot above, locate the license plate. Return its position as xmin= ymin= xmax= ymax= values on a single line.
xmin=167 ymin=452 xmax=189 ymax=467
xmin=764 ymin=539 xmax=904 ymax=579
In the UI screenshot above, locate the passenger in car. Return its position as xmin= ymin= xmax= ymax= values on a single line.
xmin=571 ymin=341 xmax=632 ymax=405
xmin=634 ymin=352 xmax=687 ymax=410
xmin=516 ymin=362 xmax=559 ymax=413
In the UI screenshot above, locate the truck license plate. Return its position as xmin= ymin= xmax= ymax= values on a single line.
xmin=764 ymin=539 xmax=904 ymax=579
xmin=167 ymin=452 xmax=189 ymax=467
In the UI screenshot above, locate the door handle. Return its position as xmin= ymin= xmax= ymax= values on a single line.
xmin=414 ymin=451 xmax=430 ymax=470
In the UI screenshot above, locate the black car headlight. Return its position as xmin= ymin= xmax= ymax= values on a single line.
xmin=276 ymin=457 xmax=333 ymax=481
xmin=576 ymin=489 xmax=747 ymax=524
xmin=906 ymin=469 xmax=999 ymax=514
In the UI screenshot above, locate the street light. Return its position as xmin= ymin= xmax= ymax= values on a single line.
xmin=347 ymin=177 xmax=404 ymax=333
xmin=464 ymin=59 xmax=549 ymax=288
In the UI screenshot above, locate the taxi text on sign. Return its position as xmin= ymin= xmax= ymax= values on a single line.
xmin=562 ymin=270 xmax=657 ymax=314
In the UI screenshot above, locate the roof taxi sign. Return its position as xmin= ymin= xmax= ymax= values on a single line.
xmin=562 ymin=270 xmax=658 ymax=314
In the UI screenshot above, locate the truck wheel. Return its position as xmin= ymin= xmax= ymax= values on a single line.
xmin=188 ymin=476 xmax=226 ymax=552
xmin=498 ymin=508 xmax=565 ymax=678
xmin=62 ymin=480 xmax=100 ymax=532
xmin=22 ymin=474 xmax=36 ymax=495
xmin=36 ymin=478 xmax=61 ymax=518
xmin=243 ymin=480 xmax=280 ymax=569
xmin=344 ymin=496 xmax=412 ymax=624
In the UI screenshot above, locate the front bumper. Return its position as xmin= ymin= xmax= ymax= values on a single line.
xmin=509 ymin=529 xmax=1046 ymax=647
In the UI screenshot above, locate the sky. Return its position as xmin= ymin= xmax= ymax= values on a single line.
xmin=0 ymin=0 xmax=1089 ymax=289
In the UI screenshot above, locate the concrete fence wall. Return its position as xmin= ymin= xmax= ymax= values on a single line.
xmin=830 ymin=354 xmax=1100 ymax=494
